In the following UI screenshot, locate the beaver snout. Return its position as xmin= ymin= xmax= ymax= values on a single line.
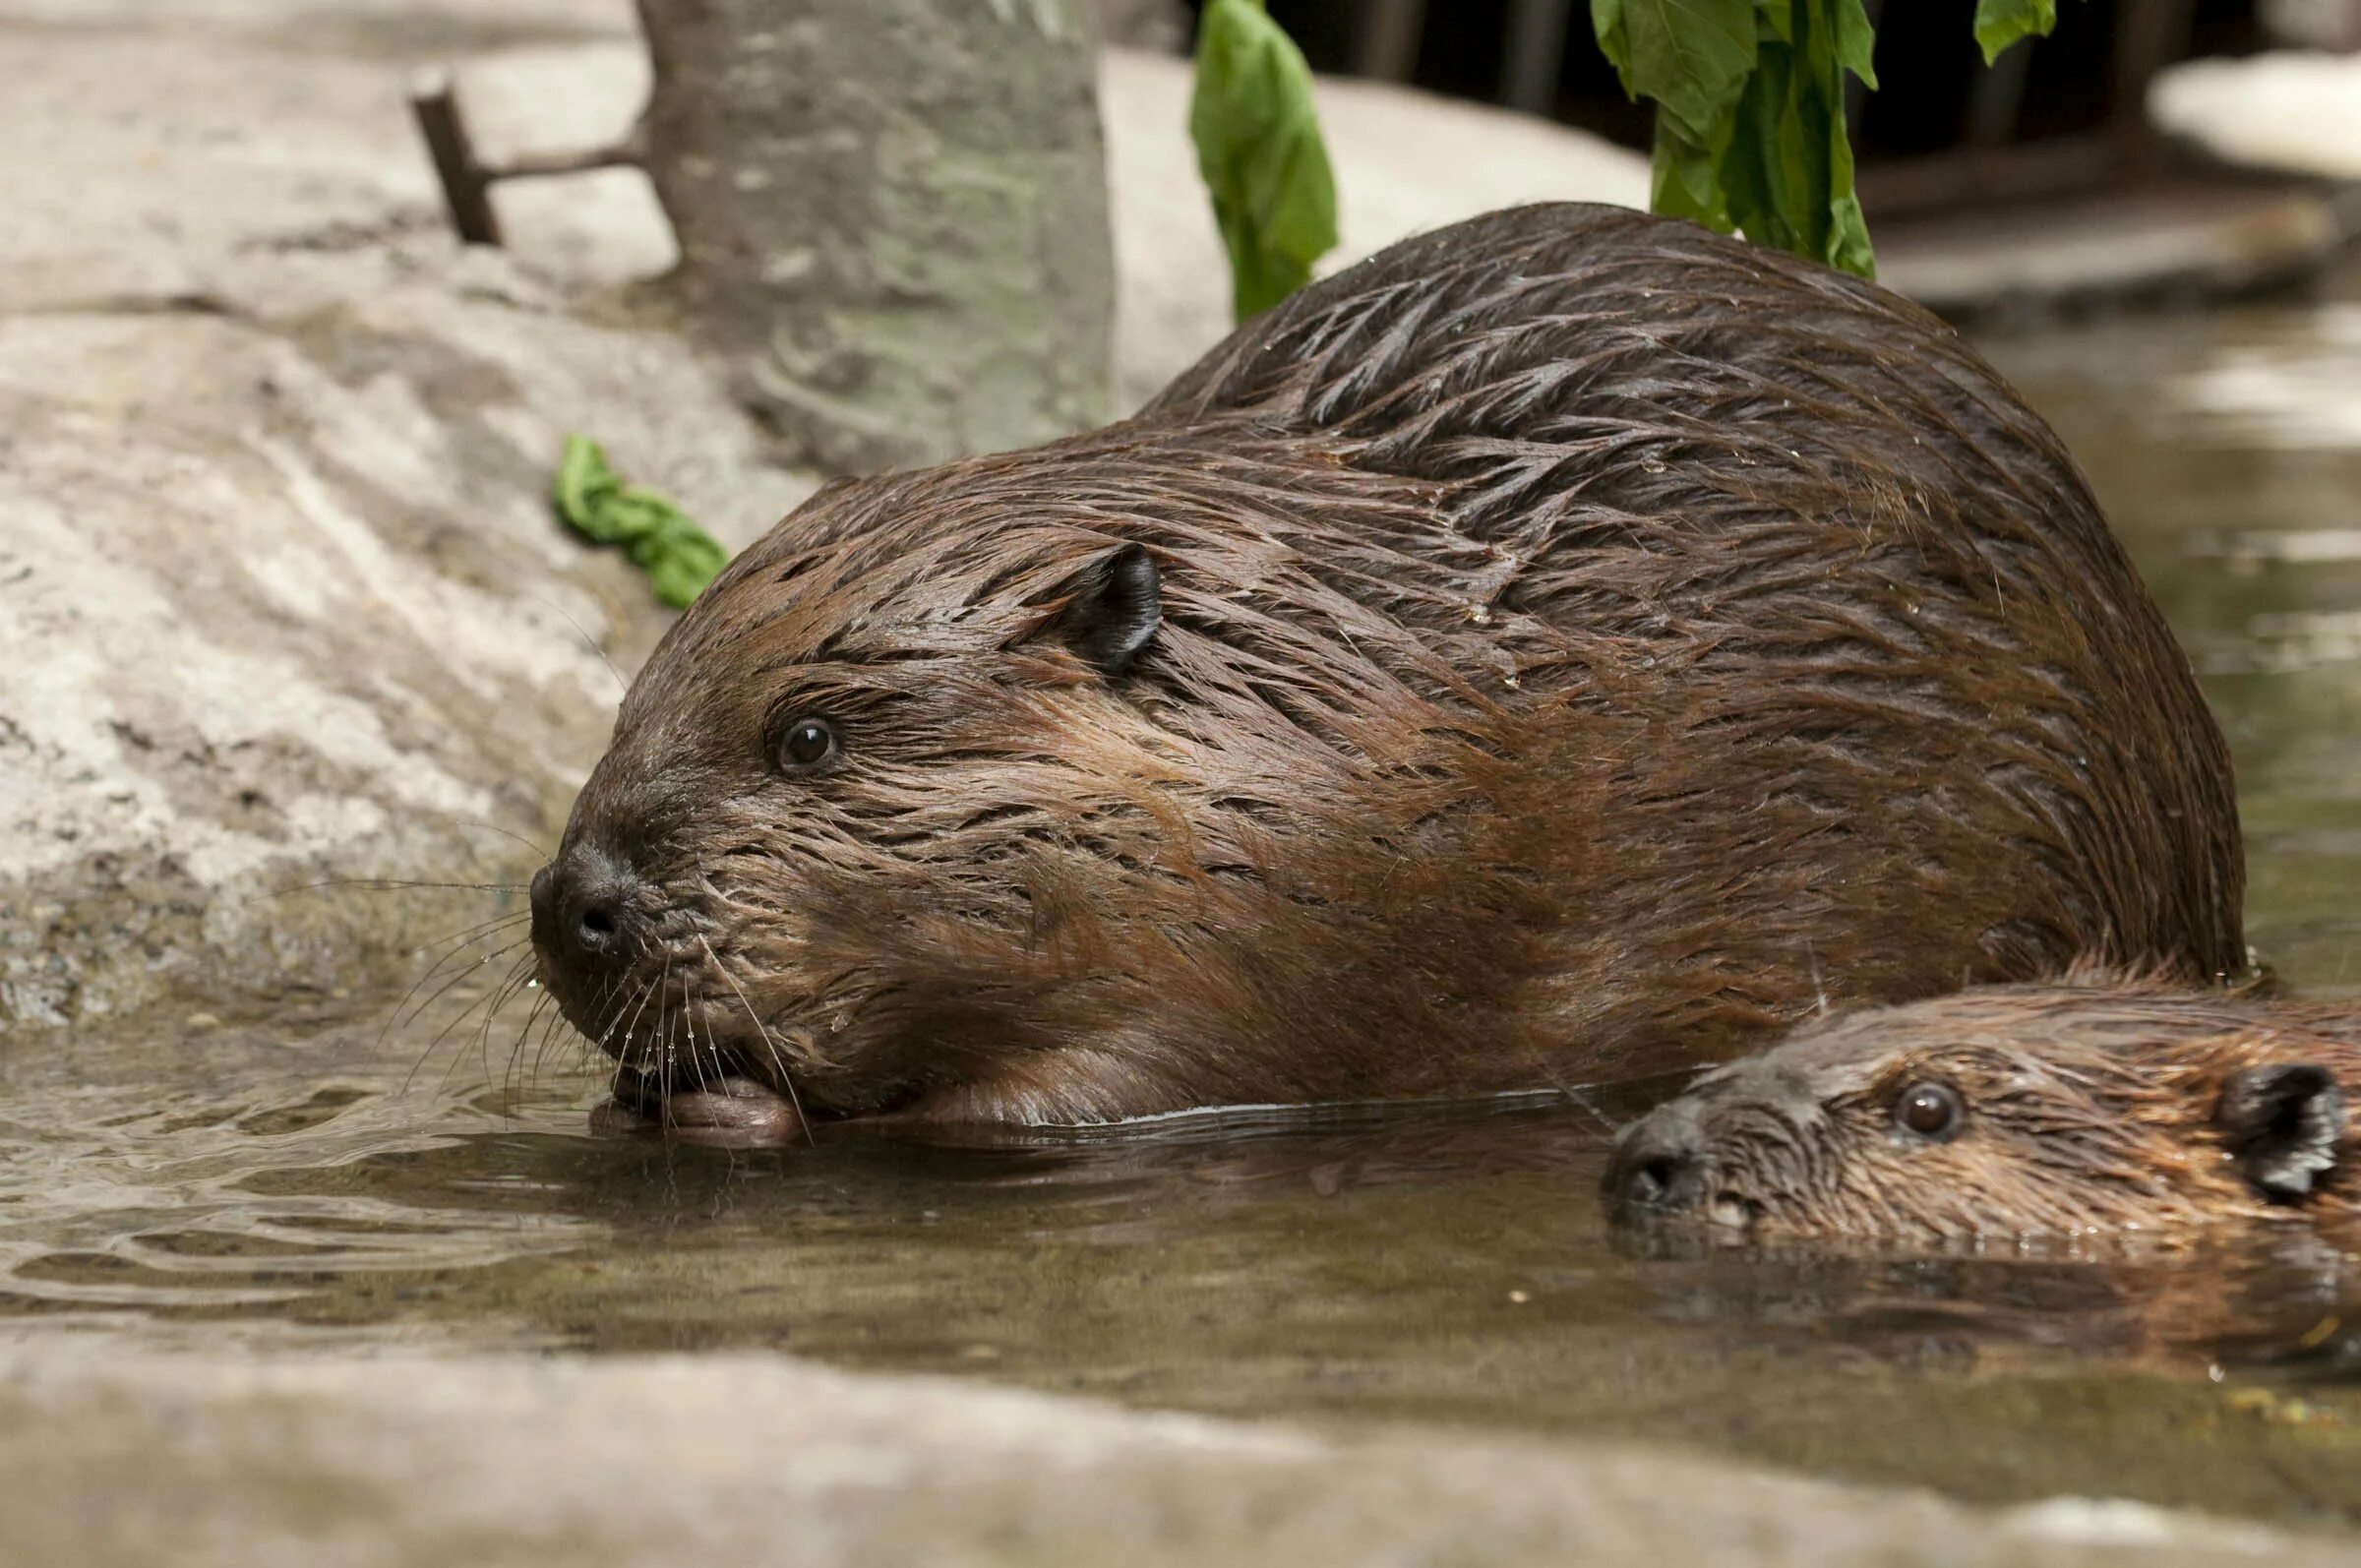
xmin=1604 ymin=1107 xmax=1712 ymax=1222
xmin=529 ymin=841 xmax=652 ymax=990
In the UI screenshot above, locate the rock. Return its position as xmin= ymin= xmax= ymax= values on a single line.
xmin=634 ymin=0 xmax=1118 ymax=474
xmin=0 ymin=14 xmax=812 ymax=1030
xmin=0 ymin=1348 xmax=2345 ymax=1568
xmin=2151 ymin=51 xmax=2361 ymax=181
xmin=0 ymin=253 xmax=811 ymax=1030
xmin=1872 ymin=186 xmax=2361 ymax=324
xmin=1081 ymin=0 xmax=1187 ymax=50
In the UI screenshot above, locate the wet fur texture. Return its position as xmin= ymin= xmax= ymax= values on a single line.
xmin=540 ymin=203 xmax=2244 ymax=1125
xmin=1609 ymin=973 xmax=2359 ymax=1244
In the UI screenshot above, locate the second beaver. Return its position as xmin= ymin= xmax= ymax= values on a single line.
xmin=1606 ymin=974 xmax=2355 ymax=1243
xmin=529 ymin=202 xmax=2244 ymax=1133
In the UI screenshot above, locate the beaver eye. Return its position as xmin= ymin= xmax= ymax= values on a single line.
xmin=1894 ymin=1081 xmax=1965 ymax=1142
xmin=775 ymin=716 xmax=838 ymax=774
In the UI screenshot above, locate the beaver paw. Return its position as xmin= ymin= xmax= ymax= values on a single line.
xmin=590 ymin=1073 xmax=808 ymax=1148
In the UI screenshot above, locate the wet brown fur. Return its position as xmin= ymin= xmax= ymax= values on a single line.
xmin=1612 ymin=971 xmax=2360 ymax=1244
xmin=542 ymin=204 xmax=2244 ymax=1124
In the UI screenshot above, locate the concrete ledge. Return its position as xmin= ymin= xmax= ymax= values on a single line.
xmin=0 ymin=1346 xmax=2346 ymax=1568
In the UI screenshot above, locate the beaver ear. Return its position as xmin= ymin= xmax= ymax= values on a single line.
xmin=1050 ymin=543 xmax=1161 ymax=677
xmin=2218 ymin=1065 xmax=2345 ymax=1202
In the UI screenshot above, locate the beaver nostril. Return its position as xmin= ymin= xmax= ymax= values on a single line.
xmin=1611 ymin=1137 xmax=1707 ymax=1216
xmin=575 ymin=900 xmax=621 ymax=953
xmin=531 ymin=843 xmax=647 ymax=974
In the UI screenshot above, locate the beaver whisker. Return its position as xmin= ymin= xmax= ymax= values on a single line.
xmin=586 ymin=969 xmax=639 ymax=1055
xmin=247 ymin=875 xmax=529 ymax=905
xmin=650 ymin=954 xmax=680 ymax=1116
xmin=501 ymin=983 xmax=554 ymax=1102
xmin=402 ymin=946 xmax=533 ymax=1100
xmin=397 ymin=936 xmax=536 ymax=1095
xmin=373 ymin=910 xmax=532 ymax=1054
xmin=696 ymin=933 xmax=814 ymax=1140
xmin=391 ymin=913 xmax=533 ymax=1022
xmin=467 ymin=948 xmax=544 ymax=1096
xmin=611 ymin=969 xmax=665 ymax=1067
xmin=400 ymin=907 xmax=533 ymax=963
xmin=680 ymin=995 xmax=715 ymax=1093
xmin=524 ymin=982 xmax=576 ymax=1088
xmin=596 ymin=977 xmax=659 ymax=1097
xmin=693 ymin=996 xmax=737 ymax=1093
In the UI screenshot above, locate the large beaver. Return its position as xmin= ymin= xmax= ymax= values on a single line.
xmin=529 ymin=203 xmax=2243 ymax=1135
xmin=1604 ymin=975 xmax=2354 ymax=1243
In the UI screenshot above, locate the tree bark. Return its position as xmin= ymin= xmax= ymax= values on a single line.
xmin=635 ymin=0 xmax=1115 ymax=474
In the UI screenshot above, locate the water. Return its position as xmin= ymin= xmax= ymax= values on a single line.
xmin=5 ymin=285 xmax=2361 ymax=1524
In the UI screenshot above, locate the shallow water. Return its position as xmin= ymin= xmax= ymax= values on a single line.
xmin=5 ymin=286 xmax=2361 ymax=1524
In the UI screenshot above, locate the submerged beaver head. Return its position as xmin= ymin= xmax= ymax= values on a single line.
xmin=1604 ymin=977 xmax=2354 ymax=1247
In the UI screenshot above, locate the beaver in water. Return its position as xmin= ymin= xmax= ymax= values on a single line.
xmin=1605 ymin=973 xmax=2354 ymax=1244
xmin=528 ymin=202 xmax=2243 ymax=1137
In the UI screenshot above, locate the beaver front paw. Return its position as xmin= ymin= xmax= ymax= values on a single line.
xmin=590 ymin=1071 xmax=808 ymax=1148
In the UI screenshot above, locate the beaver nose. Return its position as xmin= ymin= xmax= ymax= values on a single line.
xmin=529 ymin=843 xmax=647 ymax=970
xmin=1604 ymin=1109 xmax=1709 ymax=1220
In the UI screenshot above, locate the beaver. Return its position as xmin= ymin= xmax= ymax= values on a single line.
xmin=527 ymin=202 xmax=2244 ymax=1136
xmin=1604 ymin=974 xmax=2355 ymax=1244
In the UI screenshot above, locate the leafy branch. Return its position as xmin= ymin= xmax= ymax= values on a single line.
xmin=1185 ymin=0 xmax=2076 ymax=315
xmin=1593 ymin=0 xmax=2074 ymax=278
xmin=1188 ymin=0 xmax=1340 ymax=321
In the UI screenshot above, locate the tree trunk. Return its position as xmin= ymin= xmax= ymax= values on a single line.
xmin=635 ymin=0 xmax=1115 ymax=474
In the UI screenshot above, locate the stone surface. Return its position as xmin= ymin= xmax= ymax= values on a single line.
xmin=0 ymin=1347 xmax=2349 ymax=1568
xmin=1081 ymin=0 xmax=1186 ymax=50
xmin=635 ymin=0 xmax=1118 ymax=474
xmin=0 ymin=8 xmax=810 ymax=1029
xmin=1877 ymin=185 xmax=2361 ymax=323
xmin=2152 ymin=50 xmax=2361 ymax=180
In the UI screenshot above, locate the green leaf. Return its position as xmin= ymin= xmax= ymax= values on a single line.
xmin=1189 ymin=0 xmax=1340 ymax=321
xmin=550 ymin=434 xmax=729 ymax=610
xmin=1595 ymin=0 xmax=1878 ymax=278
xmin=1650 ymin=133 xmax=1729 ymax=230
xmin=1592 ymin=0 xmax=1758 ymax=145
xmin=1973 ymin=0 xmax=2058 ymax=65
xmin=1832 ymin=0 xmax=1877 ymax=88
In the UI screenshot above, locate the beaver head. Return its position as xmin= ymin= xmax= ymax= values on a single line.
xmin=1604 ymin=978 xmax=2353 ymax=1246
xmin=526 ymin=427 xmax=1582 ymax=1123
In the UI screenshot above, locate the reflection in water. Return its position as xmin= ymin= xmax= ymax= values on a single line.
xmin=2169 ymin=304 xmax=2361 ymax=451
xmin=2 ymin=286 xmax=2360 ymax=1520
